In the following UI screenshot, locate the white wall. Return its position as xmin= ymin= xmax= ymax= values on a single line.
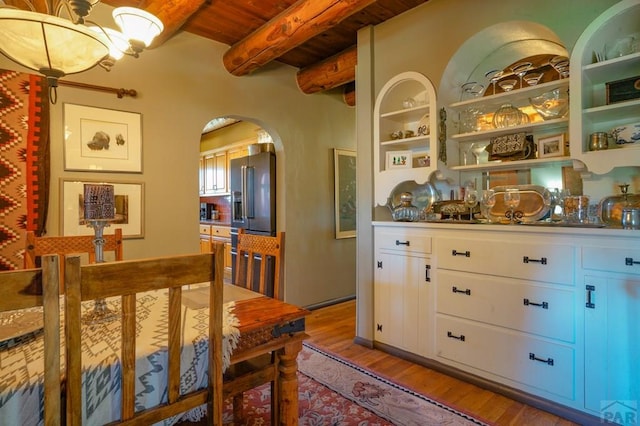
xmin=355 ymin=0 xmax=621 ymax=341
xmin=0 ymin=4 xmax=357 ymax=308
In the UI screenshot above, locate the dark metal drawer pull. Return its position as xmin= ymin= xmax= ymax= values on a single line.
xmin=452 ymin=250 xmax=470 ymax=257
xmin=396 ymin=240 xmax=410 ymax=246
xmin=529 ymin=352 xmax=554 ymax=366
xmin=626 ymin=257 xmax=639 ymax=266
xmin=523 ymin=256 xmax=547 ymax=264
xmin=447 ymin=331 xmax=465 ymax=341
xmin=452 ymin=286 xmax=471 ymax=295
xmin=523 ymin=298 xmax=548 ymax=309
xmin=586 ymin=285 xmax=596 ymax=309
xmin=425 ymin=265 xmax=431 ymax=283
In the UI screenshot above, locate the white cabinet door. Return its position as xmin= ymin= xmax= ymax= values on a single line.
xmin=584 ymin=275 xmax=640 ymax=418
xmin=374 ymin=250 xmax=432 ymax=356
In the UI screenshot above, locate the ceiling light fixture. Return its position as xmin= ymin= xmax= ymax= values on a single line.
xmin=0 ymin=1 xmax=163 ymax=103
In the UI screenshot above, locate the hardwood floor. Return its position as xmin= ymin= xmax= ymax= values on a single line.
xmin=306 ymin=299 xmax=579 ymax=426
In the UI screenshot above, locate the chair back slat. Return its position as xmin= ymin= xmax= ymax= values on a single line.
xmin=0 ymin=255 xmax=61 ymax=425
xmin=64 ymin=248 xmax=224 ymax=425
xmin=24 ymin=229 xmax=124 ymax=292
xmin=234 ymin=229 xmax=285 ymax=300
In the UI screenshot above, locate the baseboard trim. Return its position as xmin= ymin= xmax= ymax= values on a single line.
xmin=304 ymin=294 xmax=355 ymax=311
xmin=371 ymin=341 xmax=600 ymax=426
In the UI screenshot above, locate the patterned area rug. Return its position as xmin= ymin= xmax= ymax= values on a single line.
xmin=224 ymin=342 xmax=488 ymax=425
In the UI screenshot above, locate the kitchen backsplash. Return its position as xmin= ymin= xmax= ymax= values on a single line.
xmin=200 ymin=195 xmax=231 ymax=223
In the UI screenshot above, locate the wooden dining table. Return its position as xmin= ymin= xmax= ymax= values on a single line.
xmin=0 ymin=283 xmax=309 ymax=426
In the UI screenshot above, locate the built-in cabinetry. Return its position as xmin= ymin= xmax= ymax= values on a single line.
xmin=581 ymin=240 xmax=640 ymax=419
xmin=199 ymin=224 xmax=232 ymax=279
xmin=570 ymin=0 xmax=640 ymax=175
xmin=373 ymin=72 xmax=438 ymax=206
xmin=372 ymin=223 xmax=640 ymax=422
xmin=373 ymin=226 xmax=433 ymax=358
xmin=199 ymin=150 xmax=228 ymax=195
xmin=435 ymin=232 xmax=577 ymax=404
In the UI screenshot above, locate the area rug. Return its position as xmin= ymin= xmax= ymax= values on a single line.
xmin=223 ymin=342 xmax=489 ymax=425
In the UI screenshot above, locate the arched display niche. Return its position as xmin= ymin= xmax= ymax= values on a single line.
xmin=437 ymin=21 xmax=570 ymax=189
xmin=439 ymin=21 xmax=568 ymax=106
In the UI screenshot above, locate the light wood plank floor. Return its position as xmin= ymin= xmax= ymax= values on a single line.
xmin=306 ymin=299 xmax=579 ymax=426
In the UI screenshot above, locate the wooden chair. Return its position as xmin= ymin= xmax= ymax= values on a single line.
xmin=24 ymin=229 xmax=123 ymax=290
xmin=234 ymin=228 xmax=285 ymax=300
xmin=0 ymin=255 xmax=61 ymax=425
xmin=226 ymin=229 xmax=285 ymax=423
xmin=64 ymin=247 xmax=225 ymax=426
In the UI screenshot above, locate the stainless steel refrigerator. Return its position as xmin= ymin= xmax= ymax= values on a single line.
xmin=230 ymin=147 xmax=276 ymax=287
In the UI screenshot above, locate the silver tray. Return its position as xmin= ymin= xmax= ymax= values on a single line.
xmin=0 ymin=311 xmax=43 ymax=348
xmin=488 ymin=185 xmax=550 ymax=224
xmin=599 ymin=194 xmax=640 ymax=226
xmin=388 ymin=180 xmax=438 ymax=212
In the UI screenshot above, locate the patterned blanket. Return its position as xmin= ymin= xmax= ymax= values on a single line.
xmin=0 ymin=69 xmax=50 ymax=270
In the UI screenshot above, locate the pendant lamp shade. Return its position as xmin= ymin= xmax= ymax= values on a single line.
xmin=0 ymin=9 xmax=109 ymax=85
xmin=112 ymin=7 xmax=163 ymax=51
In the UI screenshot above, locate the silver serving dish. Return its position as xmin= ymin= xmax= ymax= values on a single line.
xmin=487 ymin=185 xmax=550 ymax=224
xmin=387 ymin=180 xmax=438 ymax=213
xmin=599 ymin=193 xmax=640 ymax=226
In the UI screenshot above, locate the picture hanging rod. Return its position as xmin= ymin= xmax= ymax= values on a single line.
xmin=57 ymin=81 xmax=138 ymax=98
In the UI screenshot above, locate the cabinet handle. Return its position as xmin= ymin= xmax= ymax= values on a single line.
xmin=452 ymin=286 xmax=471 ymax=295
xmin=452 ymin=250 xmax=470 ymax=257
xmin=377 ymin=261 xmax=383 ymax=269
xmin=425 ymin=264 xmax=431 ymax=282
xmin=626 ymin=257 xmax=639 ymax=266
xmin=523 ymin=298 xmax=548 ymax=309
xmin=529 ymin=352 xmax=554 ymax=366
xmin=447 ymin=331 xmax=465 ymax=341
xmin=523 ymin=256 xmax=547 ymax=265
xmin=376 ymin=324 xmax=383 ymax=332
xmin=586 ymin=285 xmax=596 ymax=309
xmin=396 ymin=240 xmax=410 ymax=246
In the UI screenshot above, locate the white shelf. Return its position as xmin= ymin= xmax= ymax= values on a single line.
xmin=449 ymin=79 xmax=569 ymax=112
xmin=380 ymin=105 xmax=430 ymax=122
xmin=450 ymin=156 xmax=573 ymax=172
xmin=582 ymin=51 xmax=640 ymax=84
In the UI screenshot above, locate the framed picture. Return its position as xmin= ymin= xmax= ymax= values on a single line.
xmin=386 ymin=150 xmax=412 ymax=169
xmin=333 ymin=149 xmax=356 ymax=239
xmin=537 ymin=134 xmax=565 ymax=158
xmin=63 ymin=103 xmax=142 ymax=172
xmin=60 ymin=179 xmax=144 ymax=239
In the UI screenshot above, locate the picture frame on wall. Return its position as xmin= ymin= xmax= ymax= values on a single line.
xmin=333 ymin=149 xmax=356 ymax=239
xmin=60 ymin=178 xmax=145 ymax=239
xmin=385 ymin=150 xmax=412 ymax=170
xmin=537 ymin=133 xmax=565 ymax=158
xmin=63 ymin=103 xmax=142 ymax=172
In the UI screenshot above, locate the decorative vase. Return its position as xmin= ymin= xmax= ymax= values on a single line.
xmin=492 ymin=103 xmax=530 ymax=129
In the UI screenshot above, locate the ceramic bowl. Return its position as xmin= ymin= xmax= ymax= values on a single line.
xmin=529 ymin=88 xmax=569 ymax=120
xmin=611 ymin=122 xmax=640 ymax=145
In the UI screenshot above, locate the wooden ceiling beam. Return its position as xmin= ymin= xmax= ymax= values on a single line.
xmin=137 ymin=0 xmax=207 ymax=47
xmin=223 ymin=0 xmax=375 ymax=77
xmin=296 ymin=45 xmax=356 ymax=94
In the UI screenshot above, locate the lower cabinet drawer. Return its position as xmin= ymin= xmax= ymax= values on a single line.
xmin=582 ymin=246 xmax=640 ymax=275
xmin=437 ymin=270 xmax=575 ymax=342
xmin=436 ymin=237 xmax=574 ymax=285
xmin=376 ymin=227 xmax=432 ymax=254
xmin=436 ymin=315 xmax=575 ymax=400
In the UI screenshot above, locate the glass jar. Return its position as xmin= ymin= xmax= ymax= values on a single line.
xmin=492 ymin=103 xmax=530 ymax=129
xmin=391 ymin=192 xmax=420 ymax=222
